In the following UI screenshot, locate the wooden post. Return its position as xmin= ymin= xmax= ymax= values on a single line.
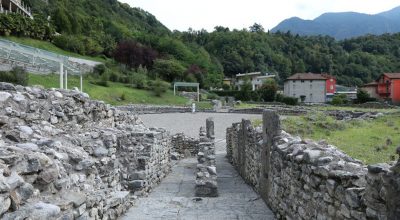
xmin=59 ymin=63 xmax=63 ymax=89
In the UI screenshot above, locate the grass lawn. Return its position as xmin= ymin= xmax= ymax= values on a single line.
xmin=28 ymin=74 xmax=194 ymax=106
xmin=281 ymin=112 xmax=400 ymax=164
xmin=1 ymin=36 xmax=106 ymax=62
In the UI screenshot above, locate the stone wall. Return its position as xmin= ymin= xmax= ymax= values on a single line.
xmin=171 ymin=133 xmax=199 ymax=157
xmin=118 ymin=104 xmax=192 ymax=114
xmin=228 ymin=106 xmax=308 ymax=115
xmin=0 ymin=82 xmax=172 ymax=219
xmin=177 ymin=91 xmax=198 ymax=101
xmin=226 ymin=110 xmax=400 ymax=220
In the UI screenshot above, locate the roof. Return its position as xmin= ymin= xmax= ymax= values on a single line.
xmin=236 ymin=72 xmax=261 ymax=77
xmin=383 ymin=73 xmax=400 ymax=79
xmin=257 ymin=75 xmax=276 ymax=79
xmin=321 ymin=73 xmax=336 ymax=79
xmin=286 ymin=73 xmax=328 ymax=81
xmin=361 ymin=82 xmax=378 ymax=87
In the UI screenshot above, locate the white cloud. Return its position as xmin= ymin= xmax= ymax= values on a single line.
xmin=121 ymin=0 xmax=400 ymax=31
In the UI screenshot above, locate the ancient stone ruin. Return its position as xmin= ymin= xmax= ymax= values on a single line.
xmin=195 ymin=118 xmax=218 ymax=197
xmin=1 ymin=81 xmax=399 ymax=220
xmin=0 ymin=82 xmax=172 ymax=219
xmin=226 ymin=110 xmax=400 ymax=220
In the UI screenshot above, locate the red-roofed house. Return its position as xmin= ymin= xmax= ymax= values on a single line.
xmin=361 ymin=73 xmax=400 ymax=104
xmin=284 ymin=73 xmax=336 ymax=103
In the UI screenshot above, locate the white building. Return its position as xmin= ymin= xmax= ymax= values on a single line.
xmin=284 ymin=73 xmax=327 ymax=103
xmin=235 ymin=72 xmax=275 ymax=91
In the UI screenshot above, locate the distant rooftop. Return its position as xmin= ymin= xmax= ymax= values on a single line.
xmin=286 ymin=73 xmax=328 ymax=80
xmin=382 ymin=73 xmax=400 ymax=79
xmin=236 ymin=72 xmax=261 ymax=77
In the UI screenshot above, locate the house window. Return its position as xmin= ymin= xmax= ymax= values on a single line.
xmin=310 ymin=80 xmax=313 ymax=83
xmin=330 ymin=79 xmax=333 ymax=82
xmin=301 ymin=80 xmax=305 ymax=83
xmin=293 ymin=80 xmax=296 ymax=83
xmin=310 ymin=84 xmax=312 ymax=89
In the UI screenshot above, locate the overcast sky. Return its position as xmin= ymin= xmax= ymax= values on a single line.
xmin=120 ymin=0 xmax=400 ymax=32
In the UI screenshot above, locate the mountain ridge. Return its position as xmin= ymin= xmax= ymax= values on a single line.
xmin=272 ymin=6 xmax=400 ymax=40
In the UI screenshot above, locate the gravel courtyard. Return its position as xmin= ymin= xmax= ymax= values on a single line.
xmin=139 ymin=112 xmax=262 ymax=140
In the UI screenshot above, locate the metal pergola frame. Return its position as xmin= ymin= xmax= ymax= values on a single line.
xmin=173 ymin=82 xmax=200 ymax=102
xmin=0 ymin=39 xmax=97 ymax=92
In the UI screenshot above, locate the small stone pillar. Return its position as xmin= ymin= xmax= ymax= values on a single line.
xmin=259 ymin=110 xmax=280 ymax=202
xmin=206 ymin=117 xmax=214 ymax=140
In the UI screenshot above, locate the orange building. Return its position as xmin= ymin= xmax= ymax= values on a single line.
xmin=361 ymin=73 xmax=400 ymax=104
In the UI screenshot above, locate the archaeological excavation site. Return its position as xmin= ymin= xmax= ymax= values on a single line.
xmin=0 ymin=82 xmax=400 ymax=220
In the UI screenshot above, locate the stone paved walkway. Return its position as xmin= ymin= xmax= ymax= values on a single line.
xmin=120 ymin=113 xmax=275 ymax=220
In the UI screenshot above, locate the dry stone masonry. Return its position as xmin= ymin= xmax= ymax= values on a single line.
xmin=226 ymin=110 xmax=400 ymax=220
xmin=0 ymin=82 xmax=172 ymax=219
xmin=195 ymin=118 xmax=218 ymax=197
xmin=171 ymin=133 xmax=199 ymax=159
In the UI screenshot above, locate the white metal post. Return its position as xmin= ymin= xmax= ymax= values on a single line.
xmin=197 ymin=84 xmax=200 ymax=102
xmin=173 ymin=84 xmax=176 ymax=96
xmin=64 ymin=70 xmax=68 ymax=89
xmin=59 ymin=63 xmax=63 ymax=89
xmin=80 ymin=74 xmax=83 ymax=92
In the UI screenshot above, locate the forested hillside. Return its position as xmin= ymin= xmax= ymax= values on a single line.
xmin=176 ymin=26 xmax=400 ymax=86
xmin=2 ymin=0 xmax=400 ymax=88
xmin=18 ymin=0 xmax=224 ymax=88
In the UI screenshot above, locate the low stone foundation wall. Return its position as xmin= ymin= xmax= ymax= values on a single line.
xmin=226 ymin=110 xmax=400 ymax=219
xmin=171 ymin=133 xmax=199 ymax=157
xmin=228 ymin=106 xmax=308 ymax=115
xmin=0 ymin=83 xmax=172 ymax=219
xmin=118 ymin=104 xmax=191 ymax=114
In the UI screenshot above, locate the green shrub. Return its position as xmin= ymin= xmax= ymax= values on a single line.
xmin=281 ymin=96 xmax=298 ymax=105
xmin=331 ymin=94 xmax=348 ymax=105
xmin=259 ymin=78 xmax=278 ymax=102
xmin=130 ymin=72 xmax=148 ymax=89
xmin=0 ymin=67 xmax=28 ymax=86
xmin=222 ymin=84 xmax=231 ymax=90
xmin=356 ymin=89 xmax=376 ymax=103
xmin=120 ymin=93 xmax=126 ymax=101
xmin=207 ymin=93 xmax=219 ymax=100
xmin=53 ymin=35 xmax=104 ymax=56
xmin=149 ymin=79 xmax=169 ymax=97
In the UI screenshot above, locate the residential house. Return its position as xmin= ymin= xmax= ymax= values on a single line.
xmin=235 ymin=72 xmax=275 ymax=91
xmin=284 ymin=73 xmax=336 ymax=103
xmin=361 ymin=73 xmax=400 ymax=104
xmin=322 ymin=74 xmax=336 ymax=102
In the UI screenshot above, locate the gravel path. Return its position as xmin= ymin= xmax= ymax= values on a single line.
xmin=121 ymin=113 xmax=275 ymax=220
xmin=139 ymin=113 xmax=262 ymax=139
